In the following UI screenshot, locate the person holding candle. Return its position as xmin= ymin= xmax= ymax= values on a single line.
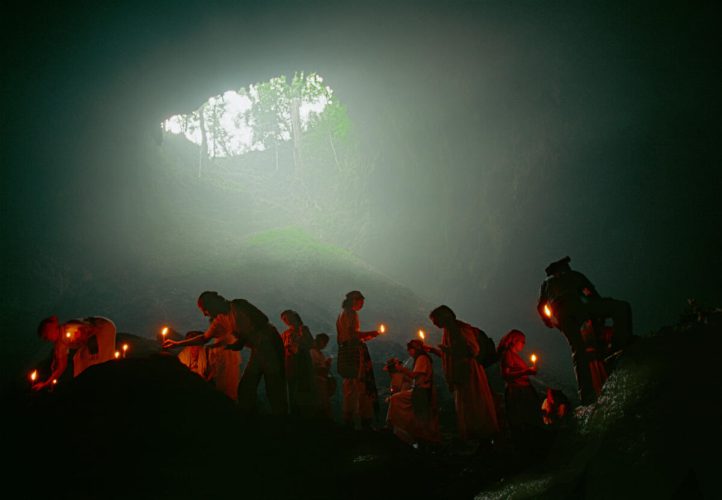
xmin=386 ymin=339 xmax=441 ymax=448
xmin=33 ymin=315 xmax=117 ymax=390
xmin=497 ymin=329 xmax=543 ymax=451
xmin=429 ymin=305 xmax=499 ymax=443
xmin=162 ymin=291 xmax=241 ymax=400
xmin=336 ymin=290 xmax=382 ymax=430
xmin=536 ymin=256 xmax=633 ymax=404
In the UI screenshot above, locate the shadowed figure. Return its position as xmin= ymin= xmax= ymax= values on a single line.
xmin=309 ymin=333 xmax=335 ymax=419
xmin=280 ymin=309 xmax=317 ymax=418
xmin=429 ymin=305 xmax=499 ymax=443
xmin=537 ymin=256 xmax=633 ymax=404
xmin=33 ymin=315 xmax=117 ymax=391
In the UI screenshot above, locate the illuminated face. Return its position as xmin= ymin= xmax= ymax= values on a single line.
xmin=513 ymin=338 xmax=525 ymax=353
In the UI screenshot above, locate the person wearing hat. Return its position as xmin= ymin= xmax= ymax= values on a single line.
xmin=536 ymin=257 xmax=633 ymax=404
xmin=385 ymin=339 xmax=441 ymax=447
xmin=336 ymin=290 xmax=381 ymax=429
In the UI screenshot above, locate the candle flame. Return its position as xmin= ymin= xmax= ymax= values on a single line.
xmin=379 ymin=324 xmax=386 ymax=334
xmin=161 ymin=326 xmax=169 ymax=336
xmin=66 ymin=331 xmax=72 ymax=338
xmin=530 ymin=354 xmax=538 ymax=364
xmin=543 ymin=304 xmax=552 ymax=318
xmin=114 ymin=351 xmax=121 ymax=359
xmin=418 ymin=329 xmax=425 ymax=340
xmin=122 ymin=343 xmax=129 ymax=352
xmin=52 ymin=379 xmax=57 ymax=385
xmin=30 ymin=370 xmax=38 ymax=382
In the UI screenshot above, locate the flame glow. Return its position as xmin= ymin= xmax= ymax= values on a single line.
xmin=379 ymin=324 xmax=386 ymax=334
xmin=530 ymin=353 xmax=538 ymax=364
xmin=114 ymin=351 xmax=121 ymax=359
xmin=161 ymin=327 xmax=169 ymax=336
xmin=30 ymin=370 xmax=38 ymax=382
xmin=543 ymin=304 xmax=552 ymax=318
xmin=418 ymin=329 xmax=425 ymax=340
xmin=122 ymin=344 xmax=129 ymax=352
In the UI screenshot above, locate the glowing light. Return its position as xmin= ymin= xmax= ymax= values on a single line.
xmin=66 ymin=331 xmax=72 ymax=339
xmin=114 ymin=351 xmax=121 ymax=359
xmin=161 ymin=327 xmax=169 ymax=336
xmin=30 ymin=370 xmax=38 ymax=382
xmin=418 ymin=329 xmax=426 ymax=341
xmin=122 ymin=344 xmax=129 ymax=352
xmin=52 ymin=379 xmax=57 ymax=385
xmin=543 ymin=304 xmax=552 ymax=318
xmin=530 ymin=354 xmax=538 ymax=365
xmin=379 ymin=324 xmax=386 ymax=334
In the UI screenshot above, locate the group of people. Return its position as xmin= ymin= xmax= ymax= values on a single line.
xmin=31 ymin=256 xmax=633 ymax=452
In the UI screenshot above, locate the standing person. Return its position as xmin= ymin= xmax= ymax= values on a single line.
xmin=497 ymin=330 xmax=543 ymax=451
xmin=33 ymin=315 xmax=117 ymax=390
xmin=386 ymin=339 xmax=441 ymax=447
xmin=429 ymin=305 xmax=499 ymax=443
xmin=162 ymin=291 xmax=242 ymax=400
xmin=309 ymin=333 xmax=335 ymax=419
xmin=177 ymin=331 xmax=212 ymax=381
xmin=537 ymin=256 xmax=633 ymax=404
xmin=280 ymin=309 xmax=317 ymax=417
xmin=336 ymin=290 xmax=381 ymax=430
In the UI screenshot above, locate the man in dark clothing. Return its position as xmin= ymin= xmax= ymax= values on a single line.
xmin=537 ymin=256 xmax=633 ymax=404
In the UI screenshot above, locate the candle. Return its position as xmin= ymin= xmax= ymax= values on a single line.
xmin=379 ymin=324 xmax=386 ymax=334
xmin=122 ymin=343 xmax=129 ymax=358
xmin=114 ymin=351 xmax=121 ymax=359
xmin=543 ymin=304 xmax=553 ymax=319
xmin=418 ymin=329 xmax=426 ymax=342
xmin=160 ymin=326 xmax=169 ymax=345
xmin=530 ymin=353 xmax=538 ymax=366
xmin=29 ymin=370 xmax=38 ymax=383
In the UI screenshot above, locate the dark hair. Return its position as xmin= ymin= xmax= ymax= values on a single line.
xmin=497 ymin=329 xmax=525 ymax=355
xmin=281 ymin=309 xmax=303 ymax=326
xmin=406 ymin=339 xmax=424 ymax=351
xmin=315 ymin=333 xmax=330 ymax=346
xmin=231 ymin=299 xmax=269 ymax=328
xmin=429 ymin=305 xmax=456 ymax=323
xmin=197 ymin=291 xmax=229 ymax=318
xmin=342 ymin=290 xmax=364 ymax=310
xmin=37 ymin=316 xmax=58 ymax=338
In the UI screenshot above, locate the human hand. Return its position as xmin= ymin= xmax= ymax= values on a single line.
xmin=161 ymin=339 xmax=176 ymax=349
xmin=32 ymin=380 xmax=48 ymax=391
xmin=528 ymin=366 xmax=538 ymax=375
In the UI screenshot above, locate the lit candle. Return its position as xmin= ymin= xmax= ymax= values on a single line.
xmin=418 ymin=329 xmax=426 ymax=342
xmin=29 ymin=369 xmax=38 ymax=383
xmin=52 ymin=379 xmax=57 ymax=385
xmin=530 ymin=353 xmax=538 ymax=366
xmin=161 ymin=326 xmax=169 ymax=345
xmin=122 ymin=343 xmax=129 ymax=358
xmin=114 ymin=351 xmax=121 ymax=359
xmin=543 ymin=304 xmax=553 ymax=319
xmin=378 ymin=324 xmax=386 ymax=334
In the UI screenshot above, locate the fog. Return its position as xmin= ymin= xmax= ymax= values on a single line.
xmin=2 ymin=1 xmax=720 ymax=389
